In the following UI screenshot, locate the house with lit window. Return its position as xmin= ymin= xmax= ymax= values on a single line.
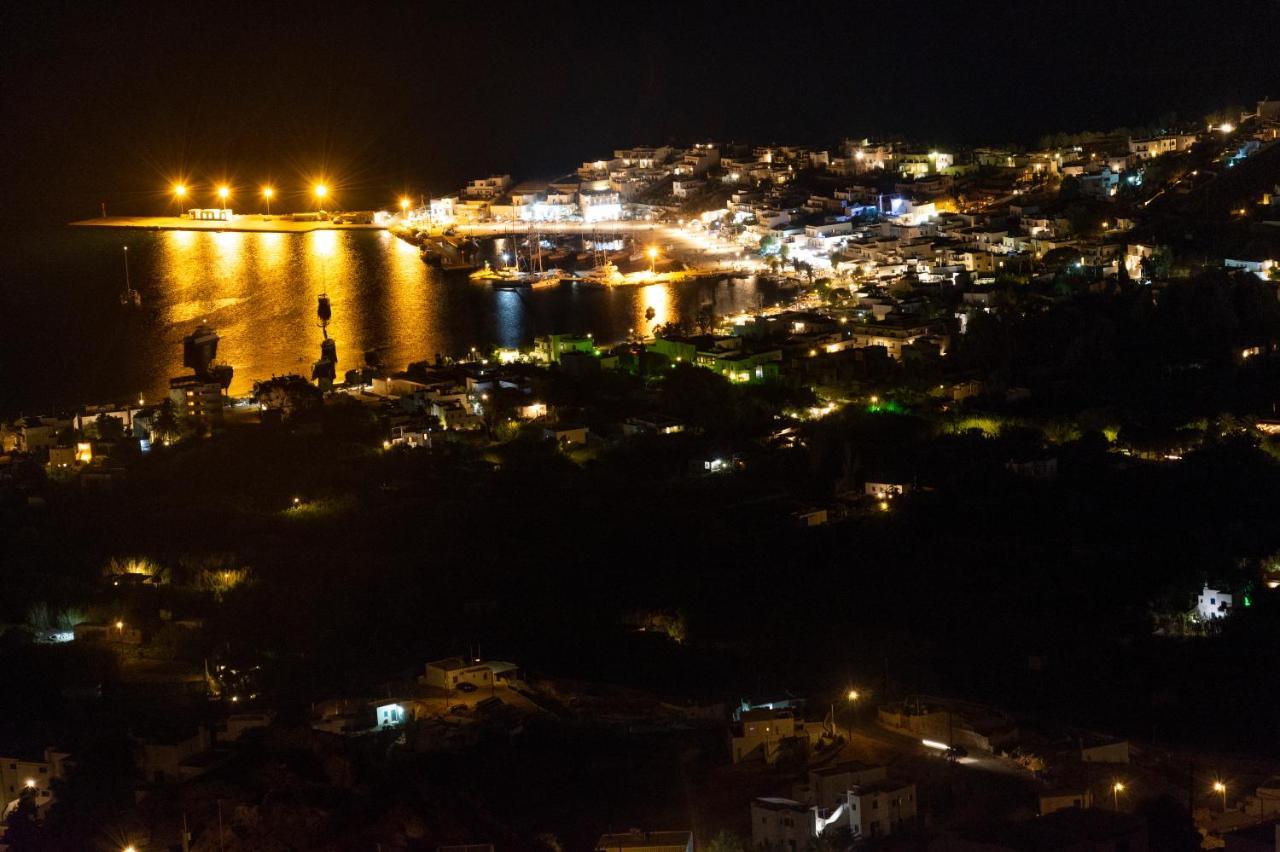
xmin=1128 ymin=133 xmax=1198 ymax=159
xmin=752 ymin=797 xmax=816 ymax=851
xmin=168 ymin=376 xmax=224 ymax=423
xmin=421 ymin=658 xmax=520 ymax=691
xmin=0 ymin=747 xmax=69 ymax=811
xmin=464 ymin=175 xmax=512 ymax=199
xmin=731 ymin=708 xmax=805 ymax=764
xmin=841 ymin=779 xmax=918 ymax=840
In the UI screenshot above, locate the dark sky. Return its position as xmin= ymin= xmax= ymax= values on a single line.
xmin=3 ymin=0 xmax=1278 ymax=222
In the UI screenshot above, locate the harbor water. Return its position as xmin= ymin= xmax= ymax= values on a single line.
xmin=0 ymin=227 xmax=783 ymax=414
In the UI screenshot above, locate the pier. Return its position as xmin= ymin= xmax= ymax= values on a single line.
xmin=69 ymin=215 xmax=386 ymax=234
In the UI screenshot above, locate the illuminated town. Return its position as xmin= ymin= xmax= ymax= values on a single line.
xmin=4 ymin=5 xmax=1280 ymax=852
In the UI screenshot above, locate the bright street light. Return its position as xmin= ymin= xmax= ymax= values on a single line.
xmin=1112 ymin=781 xmax=1124 ymax=809
xmin=847 ymin=689 xmax=860 ymax=702
xmin=647 ymin=245 xmax=658 ymax=273
xmin=172 ymin=183 xmax=187 ymax=199
xmin=262 ymin=186 xmax=274 ymax=216
xmin=217 ymin=185 xmax=230 ymax=210
xmin=400 ymin=197 xmax=411 ymax=215
xmin=314 ymin=183 xmax=329 ymax=208
xmin=1214 ymin=780 xmax=1227 ymax=810
xmin=24 ymin=778 xmax=36 ymax=788
xmin=1219 ymin=123 xmax=1235 ymax=134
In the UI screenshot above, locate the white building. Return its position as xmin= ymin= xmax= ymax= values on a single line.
xmin=1128 ymin=133 xmax=1197 ymax=160
xmin=1079 ymin=167 xmax=1121 ymax=199
xmin=580 ymin=189 xmax=622 ymax=223
xmin=0 ymin=748 xmax=70 ymax=810
xmin=1197 ymin=584 xmax=1232 ymax=620
xmin=842 ymin=780 xmax=918 ymax=840
xmin=464 ymin=175 xmax=512 ymax=199
xmin=751 ymin=798 xmax=816 ymax=851
xmin=429 ymin=196 xmax=457 ymax=224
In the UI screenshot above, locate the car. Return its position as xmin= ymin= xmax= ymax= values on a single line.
xmin=945 ymin=745 xmax=968 ymax=759
xmin=456 ymin=682 xmax=478 ymax=693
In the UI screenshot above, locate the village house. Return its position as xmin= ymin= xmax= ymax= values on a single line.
xmin=421 ymin=658 xmax=521 ymax=691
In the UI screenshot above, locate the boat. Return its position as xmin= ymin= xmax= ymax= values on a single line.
xmin=421 ymin=236 xmax=482 ymax=270
xmin=119 ymin=245 xmax=141 ymax=307
xmin=574 ymin=261 xmax=623 ymax=286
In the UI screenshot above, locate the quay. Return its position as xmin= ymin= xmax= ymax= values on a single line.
xmin=69 ymin=215 xmax=386 ymax=234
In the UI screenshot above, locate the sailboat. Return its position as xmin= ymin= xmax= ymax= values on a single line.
xmin=119 ymin=245 xmax=142 ymax=307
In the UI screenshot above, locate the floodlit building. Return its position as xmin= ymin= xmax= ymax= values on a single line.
xmin=421 ymin=658 xmax=520 ymax=690
xmin=1128 ymin=133 xmax=1197 ymax=159
xmin=843 ymin=779 xmax=918 ymax=840
xmin=464 ymin=175 xmax=512 ymax=199
xmin=731 ymin=708 xmax=802 ymax=764
xmin=580 ymin=189 xmax=623 ymax=222
xmin=1197 ymin=584 xmax=1233 ymax=620
xmin=1079 ymin=167 xmax=1122 ymax=199
xmin=169 ymin=376 xmax=225 ymax=423
xmin=187 ymin=208 xmax=232 ymax=221
xmin=0 ymin=747 xmax=70 ymax=808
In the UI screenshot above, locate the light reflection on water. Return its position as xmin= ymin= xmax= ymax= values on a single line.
xmin=1 ymin=228 xmax=781 ymax=411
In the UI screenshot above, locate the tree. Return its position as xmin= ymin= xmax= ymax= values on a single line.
xmin=1139 ymin=246 xmax=1172 ymax=281
xmin=94 ymin=412 xmax=125 ymax=442
xmin=3 ymin=791 xmax=43 ymax=850
xmin=706 ymin=830 xmax=745 ymax=852
xmin=151 ymin=398 xmax=180 ymax=444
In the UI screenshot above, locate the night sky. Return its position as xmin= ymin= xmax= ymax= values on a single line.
xmin=3 ymin=0 xmax=1278 ymax=222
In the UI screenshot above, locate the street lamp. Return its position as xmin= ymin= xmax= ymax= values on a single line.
xmin=1214 ymin=781 xmax=1227 ymax=811
xmin=115 ymin=619 xmax=124 ymax=631
xmin=647 ymin=245 xmax=658 ymax=274
xmin=847 ymin=689 xmax=860 ymax=702
xmin=400 ymin=197 xmax=411 ymax=218
xmin=314 ymin=183 xmax=328 ymax=210
xmin=217 ymin=185 xmax=230 ymax=212
xmin=262 ymin=186 xmax=274 ymax=216
xmin=123 ymin=846 xmax=137 ymax=852
xmin=24 ymin=778 xmax=35 ymax=789
xmin=1112 ymin=781 xmax=1125 ymax=810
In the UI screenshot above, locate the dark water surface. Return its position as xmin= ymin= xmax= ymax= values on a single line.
xmin=0 ymin=227 xmax=780 ymax=414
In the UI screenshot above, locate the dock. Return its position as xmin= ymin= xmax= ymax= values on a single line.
xmin=68 ymin=216 xmax=386 ymax=234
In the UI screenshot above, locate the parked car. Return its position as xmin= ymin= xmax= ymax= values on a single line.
xmin=456 ymin=682 xmax=478 ymax=693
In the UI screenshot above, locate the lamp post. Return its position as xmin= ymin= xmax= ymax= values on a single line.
xmin=262 ymin=186 xmax=274 ymax=216
xmin=217 ymin=185 xmax=230 ymax=215
xmin=400 ymin=197 xmax=411 ymax=219
xmin=172 ymin=183 xmax=187 ymax=216
xmin=1214 ymin=781 xmax=1227 ymax=812
xmin=1112 ymin=781 xmax=1124 ymax=810
xmin=314 ymin=183 xmax=328 ymax=212
xmin=647 ymin=245 xmax=658 ymax=274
